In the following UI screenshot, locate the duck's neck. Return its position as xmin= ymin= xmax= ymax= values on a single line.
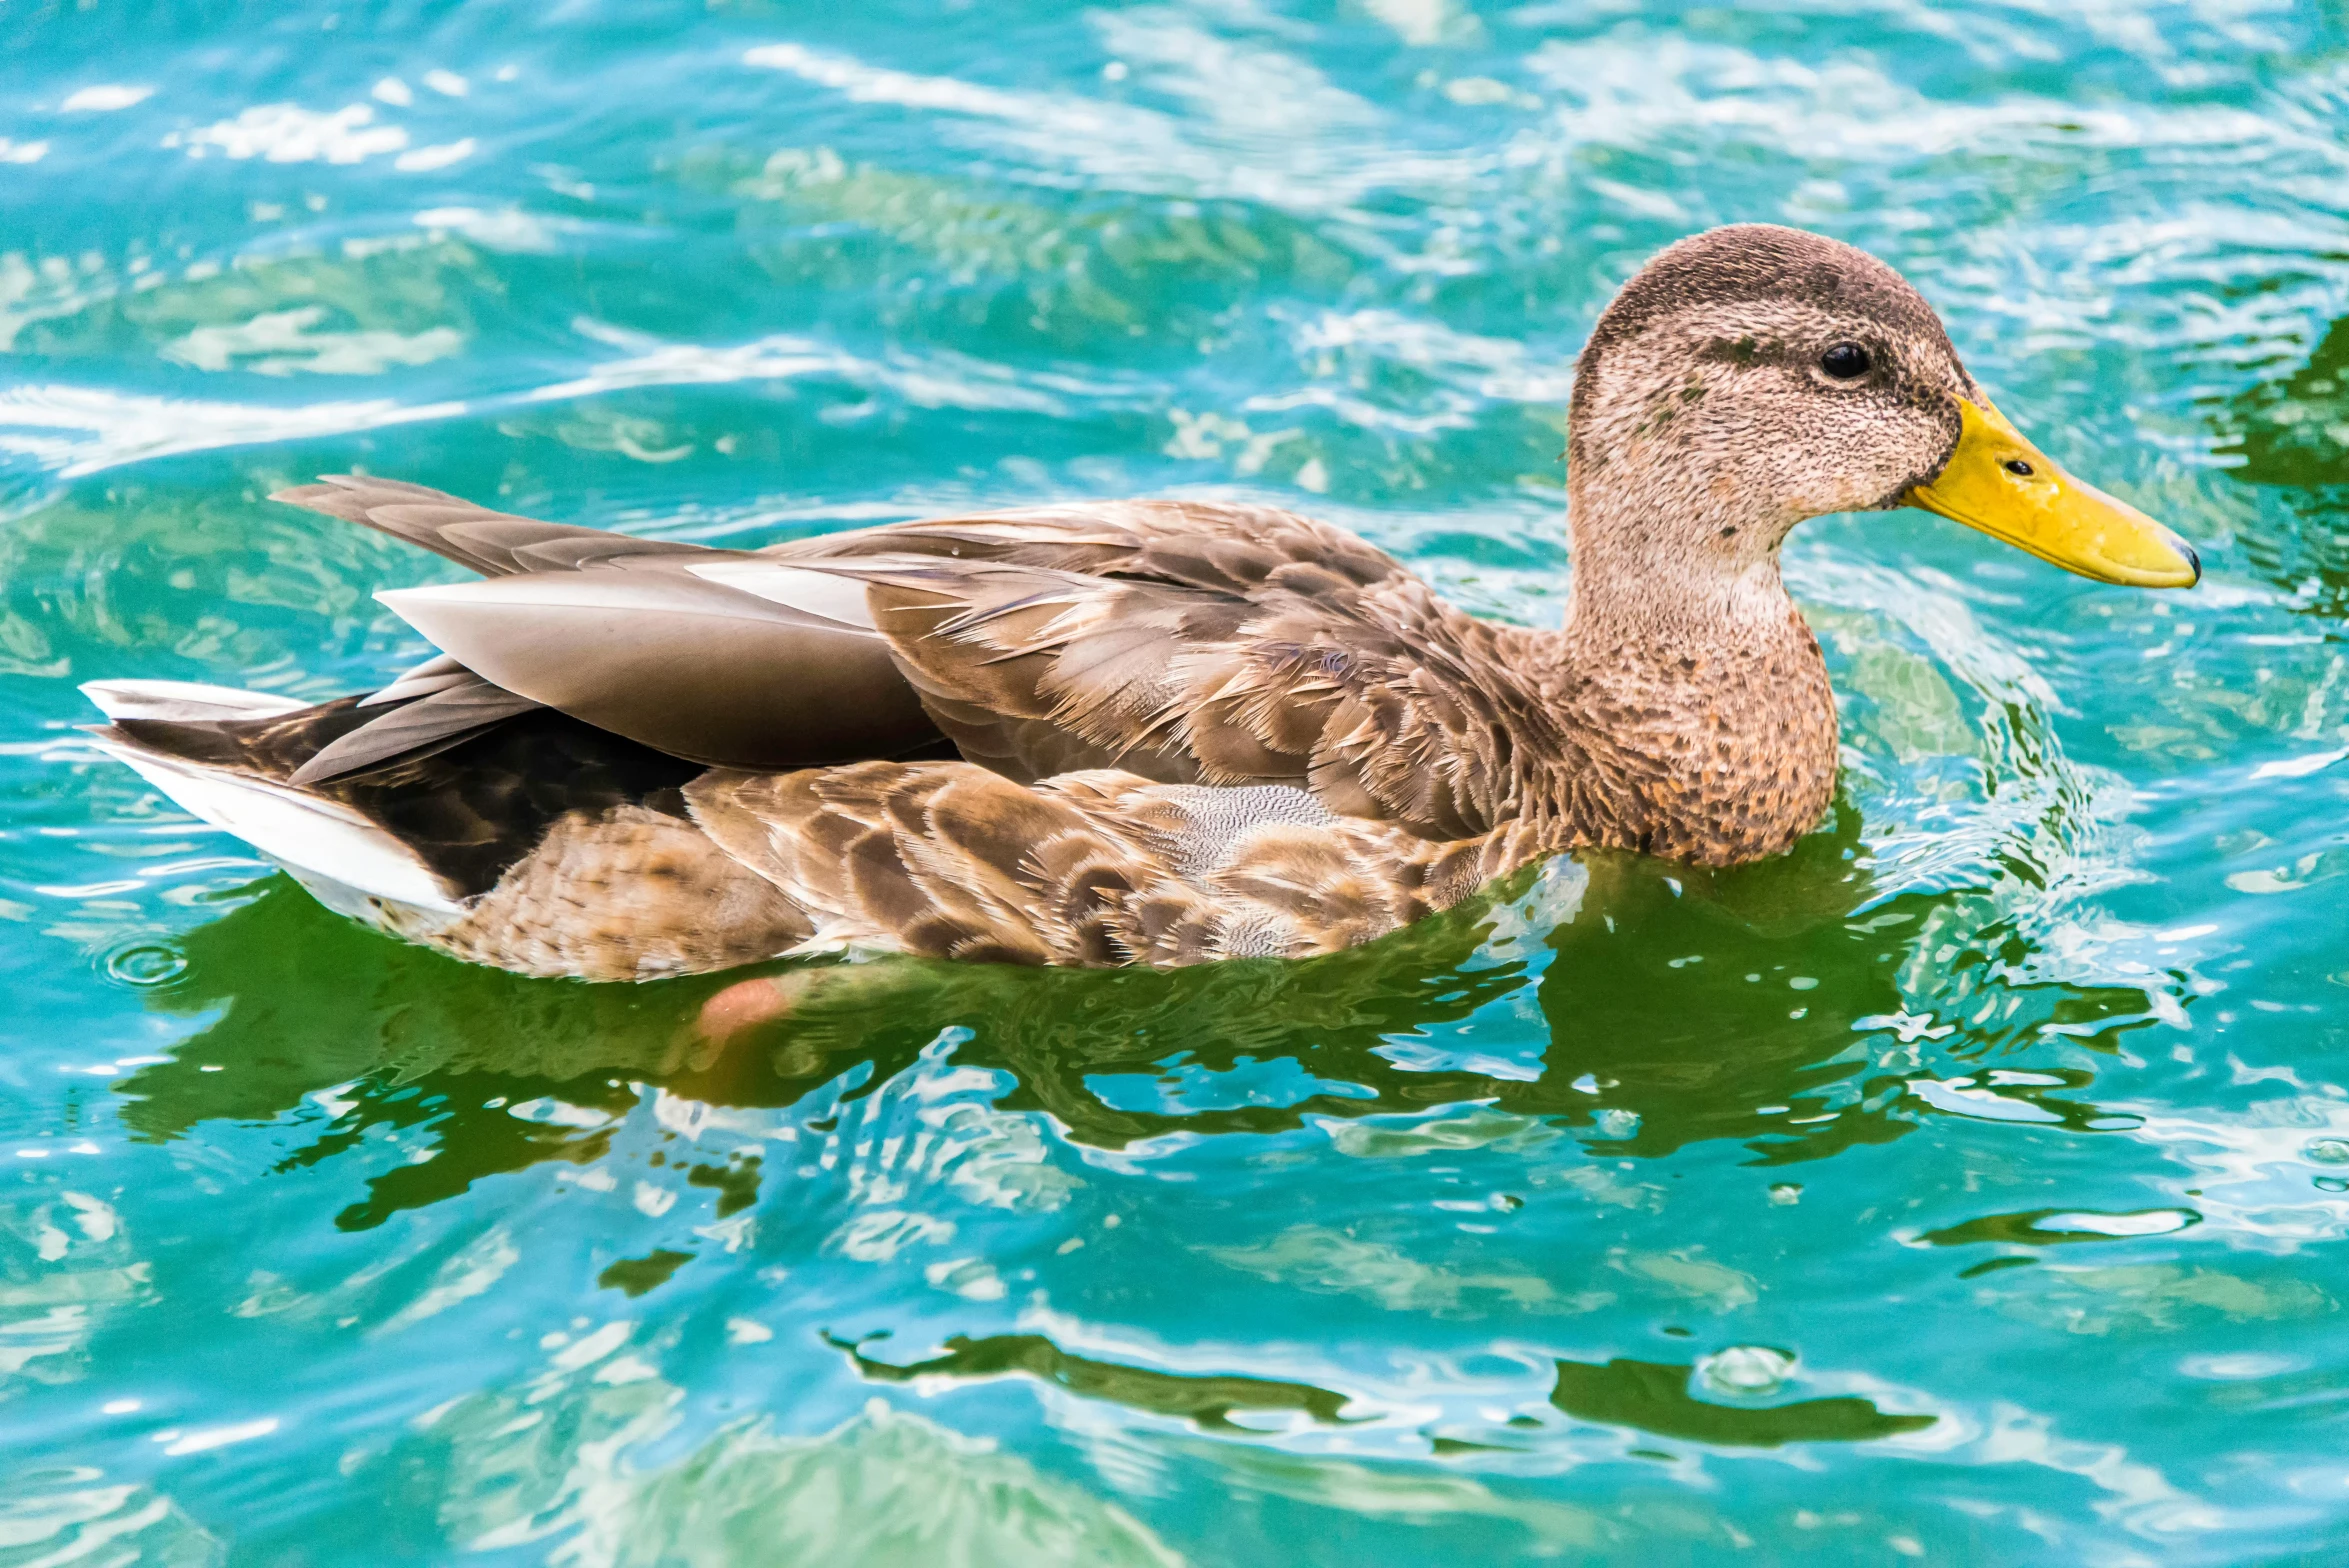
xmin=1561 ymin=535 xmax=1802 ymax=651
xmin=1534 ymin=477 xmax=1840 ymax=865
xmin=1557 ymin=450 xmax=1806 ymax=642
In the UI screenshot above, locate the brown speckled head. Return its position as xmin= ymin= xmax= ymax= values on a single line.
xmin=1566 ymin=225 xmax=1977 ymax=614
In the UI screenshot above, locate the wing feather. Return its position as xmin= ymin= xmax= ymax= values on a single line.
xmin=269 ymin=481 xmax=1544 ymax=837
xmin=375 ymin=564 xmax=939 ymax=769
xmin=785 ymin=508 xmax=1547 ymax=835
xmin=270 ymin=475 xmax=701 ymax=579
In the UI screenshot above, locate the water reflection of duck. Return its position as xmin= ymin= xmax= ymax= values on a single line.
xmin=83 ymin=225 xmax=2196 ymax=981
xmin=2219 ymin=310 xmax=2349 ymax=620
xmin=120 ymin=806 xmax=2155 ymax=1231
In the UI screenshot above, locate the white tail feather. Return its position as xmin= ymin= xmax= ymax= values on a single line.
xmin=85 ymin=737 xmax=463 ymax=915
xmin=80 ymin=680 xmax=310 ymax=723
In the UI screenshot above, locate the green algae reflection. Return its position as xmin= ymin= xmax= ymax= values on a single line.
xmin=113 ymin=799 xmax=2156 ymax=1232
xmin=1548 ymin=1358 xmax=1935 ymax=1448
xmin=833 ymin=1331 xmax=1362 ymax=1433
xmin=2218 ymin=310 xmax=2349 ymax=621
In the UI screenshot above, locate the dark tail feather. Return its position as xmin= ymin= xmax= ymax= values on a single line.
xmin=291 ymin=674 xmax=543 ymax=785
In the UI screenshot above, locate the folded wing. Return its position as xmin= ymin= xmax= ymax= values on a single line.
xmin=268 ymin=485 xmax=1547 ymax=840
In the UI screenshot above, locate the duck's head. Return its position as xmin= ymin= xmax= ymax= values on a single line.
xmin=1565 ymin=224 xmax=2198 ymax=612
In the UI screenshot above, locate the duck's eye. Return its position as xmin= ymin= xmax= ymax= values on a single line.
xmin=1819 ymin=342 xmax=1871 ymax=379
xmin=2003 ymin=459 xmax=2034 ymax=476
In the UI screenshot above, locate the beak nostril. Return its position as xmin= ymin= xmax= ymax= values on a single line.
xmin=1917 ymin=399 xmax=2187 ymax=588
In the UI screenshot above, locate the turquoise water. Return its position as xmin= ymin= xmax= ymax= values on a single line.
xmin=6 ymin=0 xmax=2349 ymax=1561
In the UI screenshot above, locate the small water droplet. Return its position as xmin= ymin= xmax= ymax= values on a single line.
xmin=2316 ymin=1176 xmax=2349 ymax=1193
xmin=2306 ymin=1138 xmax=2349 ymax=1165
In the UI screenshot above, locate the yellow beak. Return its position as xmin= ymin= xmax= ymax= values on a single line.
xmin=1904 ymin=398 xmax=2199 ymax=589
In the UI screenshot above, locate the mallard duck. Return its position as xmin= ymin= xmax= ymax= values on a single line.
xmin=83 ymin=225 xmax=2198 ymax=982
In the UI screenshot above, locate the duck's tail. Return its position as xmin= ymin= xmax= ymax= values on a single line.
xmin=80 ymin=680 xmax=468 ymax=916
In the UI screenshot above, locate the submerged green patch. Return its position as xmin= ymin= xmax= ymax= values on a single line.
xmin=1548 ymin=1358 xmax=1937 ymax=1448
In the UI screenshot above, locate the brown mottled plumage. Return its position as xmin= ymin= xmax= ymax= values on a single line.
xmin=79 ymin=225 xmax=2192 ymax=980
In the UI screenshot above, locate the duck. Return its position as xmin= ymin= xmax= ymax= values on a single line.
xmin=81 ymin=224 xmax=2200 ymax=983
